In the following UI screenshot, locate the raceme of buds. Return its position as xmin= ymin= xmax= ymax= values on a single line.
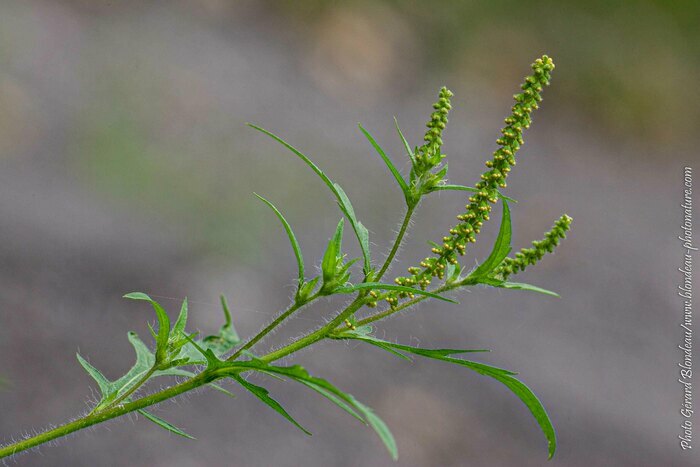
xmin=408 ymin=87 xmax=454 ymax=199
xmin=385 ymin=55 xmax=555 ymax=309
xmin=493 ymin=214 xmax=572 ymax=280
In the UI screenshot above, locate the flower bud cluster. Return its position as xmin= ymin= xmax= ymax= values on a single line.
xmin=383 ymin=56 xmax=555 ymax=309
xmin=414 ymin=87 xmax=453 ymax=172
xmin=494 ymin=214 xmax=572 ymax=280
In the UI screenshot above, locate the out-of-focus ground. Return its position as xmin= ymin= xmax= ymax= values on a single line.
xmin=0 ymin=1 xmax=698 ymax=466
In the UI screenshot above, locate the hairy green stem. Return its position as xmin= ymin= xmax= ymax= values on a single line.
xmin=102 ymin=366 xmax=157 ymax=411
xmin=228 ymin=295 xmax=318 ymax=361
xmin=0 ymin=282 xmax=457 ymax=459
xmin=260 ymin=297 xmax=366 ymax=362
xmin=354 ymin=282 xmax=458 ymax=327
xmin=0 ymin=372 xmax=213 ymax=459
xmin=375 ymin=205 xmax=415 ymax=281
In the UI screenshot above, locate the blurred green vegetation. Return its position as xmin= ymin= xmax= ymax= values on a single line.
xmin=13 ymin=0 xmax=694 ymax=262
xmin=276 ymin=0 xmax=699 ymax=142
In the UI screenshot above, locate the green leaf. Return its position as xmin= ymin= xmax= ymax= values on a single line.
xmin=232 ymin=374 xmax=311 ymax=435
xmin=335 ymin=282 xmax=458 ymax=304
xmin=209 ymin=382 xmax=237 ymax=398
xmin=254 ymin=193 xmax=305 ymax=285
xmin=232 ymin=361 xmax=397 ymax=460
xmin=173 ymin=298 xmax=188 ymax=337
xmin=79 ymin=295 xmax=241 ymax=412
xmin=296 ymin=379 xmax=365 ymax=423
xmin=446 ymin=261 xmax=461 ymax=282
xmin=468 ymin=200 xmax=512 ymax=280
xmin=238 ymin=363 xmax=366 ymax=424
xmin=247 ymin=124 xmax=371 ymax=273
xmin=354 ymin=399 xmax=398 ymax=461
xmin=333 ymin=183 xmax=371 ymax=274
xmin=138 ymin=409 xmax=195 ymax=439
xmin=298 ymin=276 xmax=320 ymax=301
xmin=332 ymin=331 xmax=494 ymax=370
xmin=76 ymin=354 xmax=111 ymax=398
xmin=183 ymin=333 xmax=221 ymax=369
xmin=215 ymin=294 xmax=241 ymax=347
xmin=359 ymin=124 xmax=409 ymax=199
xmin=124 ymin=293 xmax=170 ymax=360
xmin=248 ymin=124 xmax=336 ymax=196
xmin=322 ymin=219 xmax=344 ymax=285
xmin=337 ymin=334 xmax=555 ymax=459
xmin=78 ymin=332 xmax=156 ymax=410
xmin=196 ymin=295 xmax=241 ymax=357
xmin=497 ymin=281 xmax=560 ymax=297
xmin=393 ymin=117 xmax=415 ymax=165
xmin=487 ymin=373 xmax=557 ymax=459
xmin=429 ymin=184 xmax=517 ymax=203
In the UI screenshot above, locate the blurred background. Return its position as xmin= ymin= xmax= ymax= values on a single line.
xmin=1 ymin=1 xmax=698 ymax=466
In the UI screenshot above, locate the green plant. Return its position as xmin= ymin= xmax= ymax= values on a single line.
xmin=0 ymin=55 xmax=571 ymax=461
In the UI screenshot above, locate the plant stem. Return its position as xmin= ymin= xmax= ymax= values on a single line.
xmin=102 ymin=366 xmax=157 ymax=411
xmin=375 ymin=205 xmax=415 ymax=281
xmin=0 ymin=295 xmax=362 ymax=458
xmin=0 ymin=372 xmax=213 ymax=459
xmin=0 ymin=281 xmax=454 ymax=458
xmin=353 ymin=282 xmax=459 ymax=327
xmin=228 ymin=297 xmax=315 ymax=361
xmin=261 ymin=297 xmax=366 ymax=362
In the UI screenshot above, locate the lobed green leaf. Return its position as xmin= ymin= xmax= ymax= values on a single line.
xmin=124 ymin=292 xmax=170 ymax=360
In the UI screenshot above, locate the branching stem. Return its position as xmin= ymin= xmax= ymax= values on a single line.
xmin=228 ymin=293 xmax=319 ymax=361
xmin=375 ymin=205 xmax=415 ymax=281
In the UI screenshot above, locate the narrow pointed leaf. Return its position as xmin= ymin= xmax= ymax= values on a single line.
xmin=248 ymin=124 xmax=336 ymax=195
xmin=469 ymin=200 xmax=512 ymax=279
xmin=333 ymin=183 xmax=371 ymax=273
xmin=138 ymin=409 xmax=195 ymax=439
xmin=498 ymin=281 xmax=560 ymax=297
xmin=393 ymin=117 xmax=415 ymax=165
xmin=173 ymin=298 xmax=188 ymax=337
xmin=338 ymin=334 xmax=554 ymax=458
xmin=209 ymin=383 xmax=236 ymax=398
xmin=354 ymin=400 xmax=398 ymax=461
xmin=248 ymin=124 xmax=371 ymax=272
xmin=255 ymin=193 xmax=305 ymax=284
xmin=487 ymin=373 xmax=557 ymax=458
xmin=232 ymin=361 xmax=398 ymax=458
xmin=359 ymin=124 xmax=409 ymax=197
xmin=240 ymin=362 xmax=367 ymax=424
xmin=232 ymin=375 xmax=311 ymax=435
xmin=297 ymin=380 xmax=365 ymax=423
xmin=336 ymin=282 xmax=458 ymax=303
